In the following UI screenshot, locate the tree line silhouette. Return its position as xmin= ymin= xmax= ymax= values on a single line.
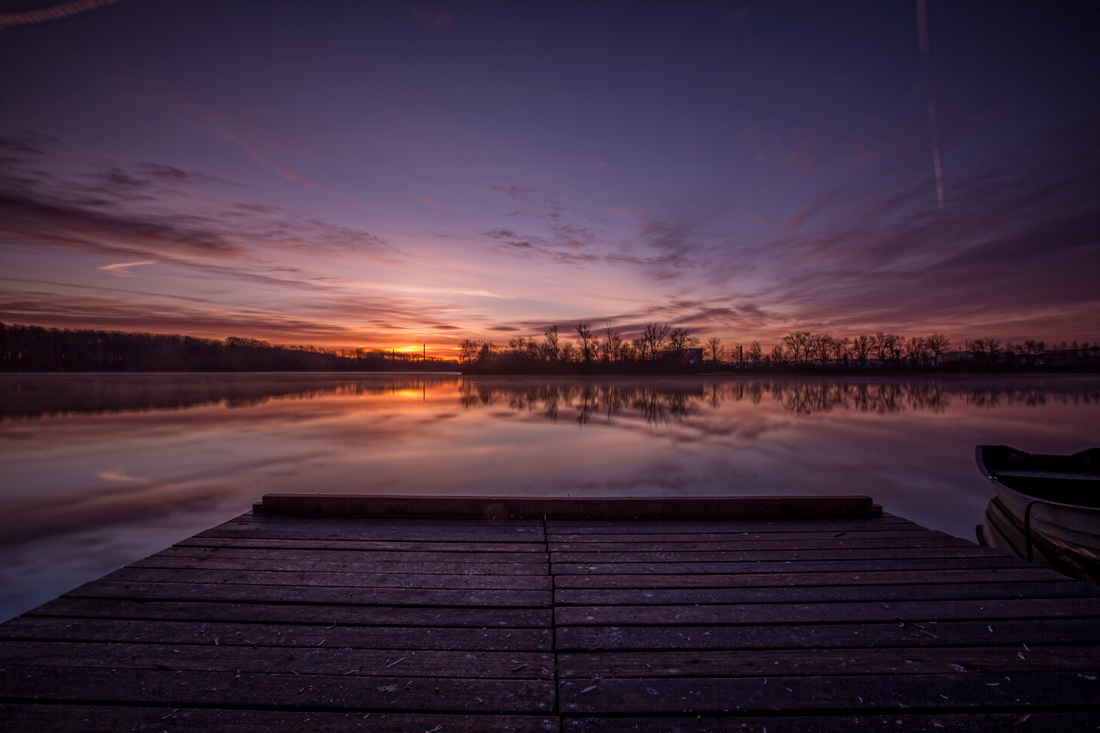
xmin=460 ymin=322 xmax=1099 ymax=374
xmin=0 ymin=324 xmax=459 ymax=372
xmin=3 ymin=321 xmax=1095 ymax=373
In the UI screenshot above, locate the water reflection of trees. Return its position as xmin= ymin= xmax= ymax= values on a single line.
xmin=770 ymin=382 xmax=953 ymax=415
xmin=458 ymin=378 xmax=1100 ymax=424
xmin=459 ymin=383 xmax=700 ymax=425
xmin=0 ymin=375 xmax=457 ymax=420
xmin=5 ymin=374 xmax=1096 ymax=422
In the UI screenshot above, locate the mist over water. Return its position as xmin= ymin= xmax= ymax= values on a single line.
xmin=2 ymin=373 xmax=1098 ymax=621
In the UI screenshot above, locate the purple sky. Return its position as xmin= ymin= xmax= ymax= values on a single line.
xmin=1 ymin=0 xmax=1098 ymax=354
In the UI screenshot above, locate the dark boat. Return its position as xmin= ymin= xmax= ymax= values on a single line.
xmin=975 ymin=445 xmax=1100 ymax=579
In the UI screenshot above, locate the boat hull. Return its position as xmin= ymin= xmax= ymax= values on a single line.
xmin=975 ymin=445 xmax=1100 ymax=565
xmin=978 ymin=495 xmax=1100 ymax=584
xmin=990 ymin=479 xmax=1100 ymax=562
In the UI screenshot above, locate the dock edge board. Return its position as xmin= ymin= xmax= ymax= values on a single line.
xmin=251 ymin=494 xmax=883 ymax=520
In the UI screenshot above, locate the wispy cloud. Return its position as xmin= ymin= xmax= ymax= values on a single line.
xmin=452 ymin=289 xmax=506 ymax=299
xmin=119 ymin=91 xmax=364 ymax=209
xmin=97 ymin=260 xmax=156 ymax=277
xmin=215 ymin=130 xmax=363 ymax=209
xmin=0 ymin=192 xmax=242 ymax=259
xmin=741 ymin=125 xmax=821 ymax=177
xmin=0 ymin=131 xmax=60 ymax=155
xmin=0 ymin=149 xmax=393 ymax=266
xmin=0 ymin=281 xmax=469 ymax=347
xmin=490 ymin=184 xmax=541 ymax=198
xmin=0 ymin=0 xmax=123 ymax=31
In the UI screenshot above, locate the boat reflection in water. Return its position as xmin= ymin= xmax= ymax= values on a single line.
xmin=976 ymin=445 xmax=1100 ymax=584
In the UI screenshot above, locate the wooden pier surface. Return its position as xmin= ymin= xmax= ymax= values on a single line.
xmin=2 ymin=495 xmax=1098 ymax=731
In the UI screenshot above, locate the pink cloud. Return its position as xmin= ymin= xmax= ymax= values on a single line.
xmin=639 ymin=220 xmax=669 ymax=235
xmin=411 ymin=5 xmax=454 ymax=32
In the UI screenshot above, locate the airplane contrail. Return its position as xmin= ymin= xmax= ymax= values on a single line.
xmin=917 ymin=0 xmax=929 ymax=57
xmin=916 ymin=0 xmax=944 ymax=210
xmin=927 ymin=93 xmax=944 ymax=210
xmin=0 ymin=0 xmax=125 ymax=31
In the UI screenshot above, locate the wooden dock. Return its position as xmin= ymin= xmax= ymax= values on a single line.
xmin=2 ymin=495 xmax=1099 ymax=731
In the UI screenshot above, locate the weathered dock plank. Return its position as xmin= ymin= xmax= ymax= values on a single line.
xmin=112 ymin=559 xmax=550 ymax=576
xmin=555 ymin=597 xmax=1100 ymax=625
xmin=558 ymin=671 xmax=1099 ymax=714
xmin=0 ymin=616 xmax=554 ymax=650
xmin=555 ymin=581 xmax=1098 ymax=607
xmin=66 ymin=580 xmax=551 ymax=606
xmin=152 ymin=546 xmax=547 ymax=562
xmin=113 ymin=566 xmax=553 ymax=589
xmin=2 ymin=666 xmax=557 ymax=712
xmin=549 ymin=536 xmax=980 ymax=550
xmin=557 ymin=645 xmax=1099 ymax=677
xmin=545 ymin=517 xmax=914 ymax=533
xmin=1 ymin=641 xmax=555 ymax=678
xmin=547 ymin=530 xmax=959 ymax=543
xmin=553 ymin=567 xmax=1065 ymax=589
xmin=552 ymin=556 xmax=1030 ymax=575
xmin=197 ymin=525 xmax=544 ymax=542
xmin=555 ymin=618 xmax=1100 ymax=650
xmin=177 ymin=537 xmax=547 ymax=552
xmin=251 ymin=494 xmax=882 ymax=520
xmin=0 ymin=706 xmax=558 ymax=732
xmin=564 ymin=713 xmax=1100 ymax=732
xmin=551 ymin=547 xmax=1004 ymax=562
xmin=22 ymin=598 xmax=552 ymax=626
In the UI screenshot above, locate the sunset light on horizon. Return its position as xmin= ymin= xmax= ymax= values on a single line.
xmin=1 ymin=1 xmax=1097 ymax=355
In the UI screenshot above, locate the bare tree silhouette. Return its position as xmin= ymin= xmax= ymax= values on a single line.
xmin=851 ymin=334 xmax=874 ymax=367
xmin=459 ymin=338 xmax=479 ymax=365
xmin=706 ymin=336 xmax=724 ymax=363
xmin=668 ymin=327 xmax=699 ymax=360
xmin=636 ymin=322 xmax=671 ymax=361
xmin=542 ymin=325 xmax=561 ymax=361
xmin=575 ymin=322 xmax=596 ymax=363
xmin=603 ymin=324 xmax=625 ymax=363
xmin=832 ymin=336 xmax=850 ymax=365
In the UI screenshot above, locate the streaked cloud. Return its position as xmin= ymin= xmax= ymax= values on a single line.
xmin=97 ymin=259 xmax=156 ymax=277
xmin=0 ymin=0 xmax=123 ymax=31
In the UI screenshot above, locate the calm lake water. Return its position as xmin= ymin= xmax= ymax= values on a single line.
xmin=2 ymin=372 xmax=1098 ymax=621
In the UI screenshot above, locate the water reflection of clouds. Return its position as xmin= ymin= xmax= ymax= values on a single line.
xmin=0 ymin=374 xmax=458 ymax=421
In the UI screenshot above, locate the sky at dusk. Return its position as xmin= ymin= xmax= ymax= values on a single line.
xmin=1 ymin=0 xmax=1098 ymax=355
